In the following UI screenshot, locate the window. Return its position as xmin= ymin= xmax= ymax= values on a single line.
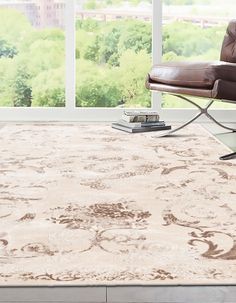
xmin=0 ymin=0 xmax=235 ymax=122
xmin=0 ymin=0 xmax=65 ymax=107
xmin=162 ymin=0 xmax=236 ymax=109
xmin=75 ymin=0 xmax=152 ymax=108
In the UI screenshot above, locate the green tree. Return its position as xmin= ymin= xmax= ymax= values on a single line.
xmin=76 ymin=59 xmax=122 ymax=107
xmin=118 ymin=50 xmax=151 ymax=107
xmin=24 ymin=39 xmax=65 ymax=77
xmin=12 ymin=67 xmax=32 ymax=107
xmin=84 ymin=36 xmax=100 ymax=62
xmin=76 ymin=28 xmax=98 ymax=61
xmin=0 ymin=39 xmax=17 ymax=58
xmin=0 ymin=57 xmax=15 ymax=106
xmin=99 ymin=24 xmax=122 ymax=66
xmin=76 ymin=18 xmax=101 ymax=32
xmin=20 ymin=29 xmax=64 ymax=53
xmin=31 ymin=67 xmax=65 ymax=107
xmin=118 ymin=20 xmax=151 ymax=55
xmin=95 ymin=20 xmax=151 ymax=66
xmin=163 ymin=21 xmax=224 ymax=59
xmin=76 ymin=79 xmax=122 ymax=107
xmin=84 ymin=0 xmax=97 ymax=9
xmin=0 ymin=9 xmax=32 ymax=47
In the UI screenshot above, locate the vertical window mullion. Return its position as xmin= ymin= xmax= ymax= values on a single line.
xmin=65 ymin=0 xmax=76 ymax=110
xmin=152 ymin=0 xmax=162 ymax=112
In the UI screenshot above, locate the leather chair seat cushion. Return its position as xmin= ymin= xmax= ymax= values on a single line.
xmin=149 ymin=61 xmax=236 ymax=89
xmin=146 ymin=74 xmax=236 ymax=102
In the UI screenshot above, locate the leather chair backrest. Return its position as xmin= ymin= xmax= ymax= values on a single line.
xmin=220 ymin=20 xmax=236 ymax=63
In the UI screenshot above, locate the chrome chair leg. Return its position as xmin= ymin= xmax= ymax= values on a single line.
xmin=220 ymin=152 xmax=236 ymax=160
xmin=154 ymin=112 xmax=202 ymax=137
xmin=206 ymin=113 xmax=236 ymax=132
xmin=154 ymin=94 xmax=236 ymax=137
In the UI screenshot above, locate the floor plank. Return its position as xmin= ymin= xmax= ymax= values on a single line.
xmin=107 ymin=286 xmax=236 ymax=303
xmin=0 ymin=287 xmax=106 ymax=303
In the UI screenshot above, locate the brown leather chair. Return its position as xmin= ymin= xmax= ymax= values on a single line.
xmin=146 ymin=19 xmax=236 ymax=159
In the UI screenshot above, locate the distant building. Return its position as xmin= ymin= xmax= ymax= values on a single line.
xmin=0 ymin=0 xmax=65 ymax=29
xmin=76 ymin=9 xmax=152 ymax=22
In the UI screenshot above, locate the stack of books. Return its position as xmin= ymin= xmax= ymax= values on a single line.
xmin=112 ymin=111 xmax=171 ymax=133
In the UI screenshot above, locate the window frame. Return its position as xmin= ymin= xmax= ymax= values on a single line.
xmin=0 ymin=0 xmax=235 ymax=122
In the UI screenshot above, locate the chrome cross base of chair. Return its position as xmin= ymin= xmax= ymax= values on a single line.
xmin=155 ymin=93 xmax=236 ymax=138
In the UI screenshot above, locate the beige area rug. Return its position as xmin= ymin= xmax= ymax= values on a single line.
xmin=0 ymin=123 xmax=236 ymax=286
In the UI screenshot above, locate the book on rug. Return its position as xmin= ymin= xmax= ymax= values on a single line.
xmin=122 ymin=111 xmax=160 ymax=123
xmin=112 ymin=123 xmax=171 ymax=133
xmin=112 ymin=110 xmax=171 ymax=133
xmin=117 ymin=120 xmax=166 ymax=128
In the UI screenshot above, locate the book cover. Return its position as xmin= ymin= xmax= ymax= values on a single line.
xmin=112 ymin=123 xmax=171 ymax=133
xmin=117 ymin=120 xmax=165 ymax=128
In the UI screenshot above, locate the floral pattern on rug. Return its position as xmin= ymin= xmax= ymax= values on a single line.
xmin=48 ymin=200 xmax=151 ymax=254
xmin=163 ymin=203 xmax=236 ymax=260
xmin=0 ymin=123 xmax=236 ymax=285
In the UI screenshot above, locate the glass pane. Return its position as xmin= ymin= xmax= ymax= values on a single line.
xmin=76 ymin=0 xmax=152 ymax=108
xmin=0 ymin=0 xmax=65 ymax=107
xmin=162 ymin=0 xmax=236 ymax=109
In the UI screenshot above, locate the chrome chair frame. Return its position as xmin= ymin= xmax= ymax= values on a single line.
xmin=156 ymin=93 xmax=236 ymax=160
xmin=156 ymin=93 xmax=236 ymax=137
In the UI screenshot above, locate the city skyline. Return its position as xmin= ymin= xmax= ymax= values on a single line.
xmin=0 ymin=0 xmax=231 ymax=30
xmin=0 ymin=0 xmax=65 ymax=29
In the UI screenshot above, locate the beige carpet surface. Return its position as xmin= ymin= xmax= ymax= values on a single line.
xmin=0 ymin=123 xmax=236 ymax=286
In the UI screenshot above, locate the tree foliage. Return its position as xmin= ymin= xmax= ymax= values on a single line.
xmin=163 ymin=21 xmax=225 ymax=60
xmin=12 ymin=67 xmax=32 ymax=107
xmin=118 ymin=50 xmax=151 ymax=107
xmin=0 ymin=4 xmax=228 ymax=108
xmin=31 ymin=67 xmax=65 ymax=107
xmin=0 ymin=39 xmax=17 ymax=58
xmin=76 ymin=19 xmax=151 ymax=68
xmin=76 ymin=59 xmax=122 ymax=107
xmin=81 ymin=0 xmax=152 ymax=9
xmin=0 ymin=9 xmax=32 ymax=46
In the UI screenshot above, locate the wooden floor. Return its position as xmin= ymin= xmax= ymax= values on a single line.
xmin=1 ymin=122 xmax=236 ymax=303
xmin=0 ymin=285 xmax=236 ymax=303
